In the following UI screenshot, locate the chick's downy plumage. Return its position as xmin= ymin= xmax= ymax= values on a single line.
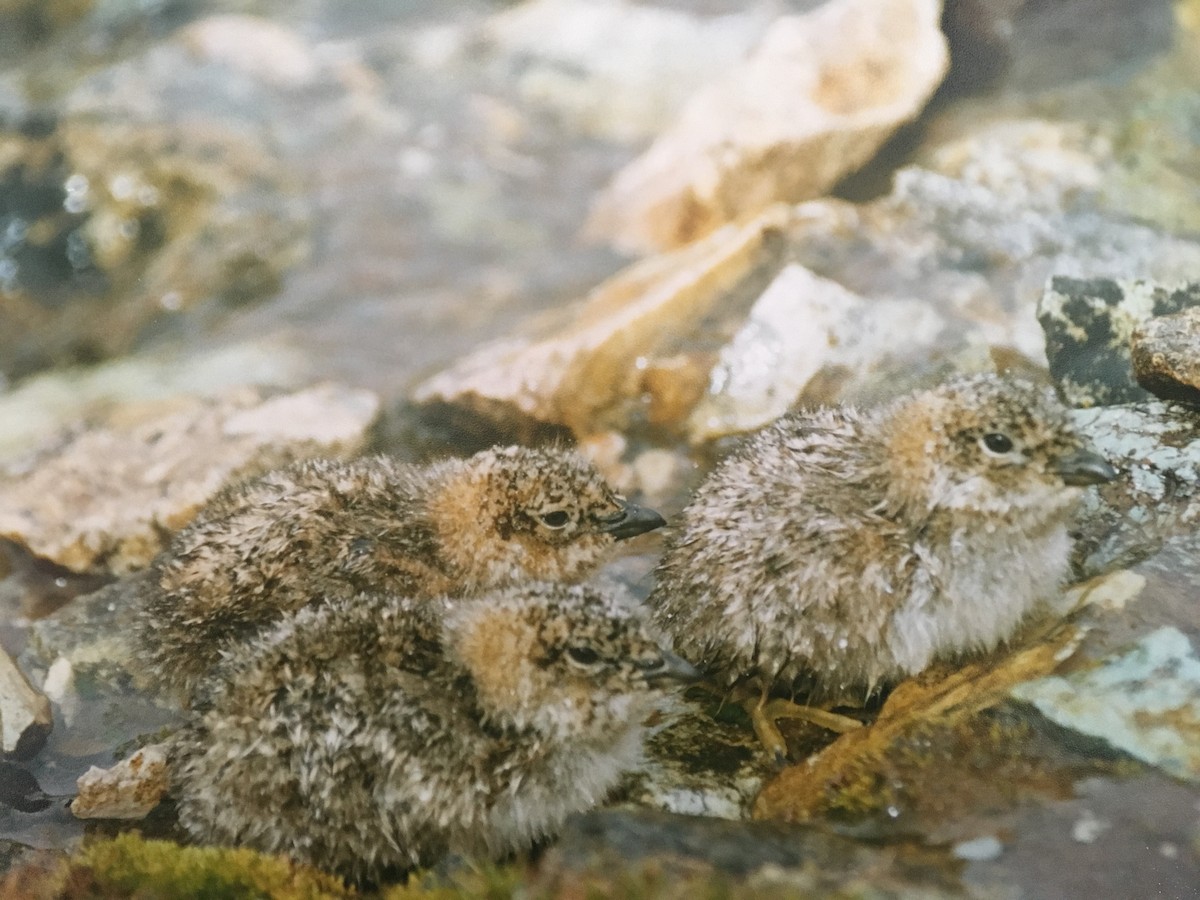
xmin=172 ymin=582 xmax=696 ymax=884
xmin=139 ymin=445 xmax=663 ymax=698
xmin=650 ymin=374 xmax=1116 ymax=705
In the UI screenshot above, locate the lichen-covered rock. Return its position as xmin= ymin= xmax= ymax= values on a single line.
xmin=585 ymin=0 xmax=948 ymax=254
xmin=1070 ymin=401 xmax=1200 ymax=575
xmin=1130 ymin=307 xmax=1200 ymax=404
xmin=0 ymin=383 xmax=380 ymax=574
xmin=1038 ymin=278 xmax=1200 ymax=407
xmin=70 ymin=743 xmax=169 ymax=820
xmin=1012 ymin=626 xmax=1200 ymax=782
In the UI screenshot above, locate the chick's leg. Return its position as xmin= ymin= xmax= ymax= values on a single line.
xmin=745 ymin=689 xmax=790 ymax=765
xmin=761 ymin=698 xmax=864 ymax=734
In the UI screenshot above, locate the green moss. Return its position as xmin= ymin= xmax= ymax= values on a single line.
xmin=74 ymin=833 xmax=354 ymax=899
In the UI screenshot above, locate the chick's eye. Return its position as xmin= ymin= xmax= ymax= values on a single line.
xmin=565 ymin=646 xmax=601 ymax=668
xmin=539 ymin=510 xmax=570 ymax=528
xmin=981 ymin=432 xmax=1014 ymax=455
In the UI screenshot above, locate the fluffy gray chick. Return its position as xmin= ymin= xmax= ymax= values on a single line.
xmin=650 ymin=374 xmax=1115 ymax=751
xmin=171 ymin=582 xmax=697 ymax=884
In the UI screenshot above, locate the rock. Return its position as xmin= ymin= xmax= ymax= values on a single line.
xmin=1038 ymin=278 xmax=1200 ymax=407
xmin=1130 ymin=307 xmax=1200 ymax=403
xmin=482 ymin=0 xmax=774 ymax=142
xmin=941 ymin=0 xmax=1174 ymax=95
xmin=623 ymin=699 xmax=769 ymax=822
xmin=412 ymin=206 xmax=789 ymax=440
xmin=0 ymin=647 xmax=51 ymax=759
xmin=178 ymin=15 xmax=319 ymax=88
xmin=70 ymin=743 xmax=169 ymax=820
xmin=0 ymin=340 xmax=307 ymax=462
xmin=420 ymin=117 xmax=1200 ymax=444
xmin=0 ymin=0 xmax=90 ymax=40
xmin=1069 ymin=401 xmax=1200 ymax=575
xmin=687 ymin=263 xmax=945 ymax=442
xmin=585 ymin=0 xmax=948 ymax=254
xmin=0 ymin=383 xmax=380 ymax=574
xmin=534 ymin=807 xmax=960 ymax=896
xmin=0 ymin=47 xmax=311 ymax=382
xmin=0 ymin=761 xmax=52 ymax=813
xmin=1012 ymin=626 xmax=1200 ymax=782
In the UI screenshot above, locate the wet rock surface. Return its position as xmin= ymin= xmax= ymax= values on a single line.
xmin=3 ymin=0 xmax=1200 ymax=896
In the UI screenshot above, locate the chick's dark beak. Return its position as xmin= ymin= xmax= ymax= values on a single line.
xmin=1055 ymin=448 xmax=1118 ymax=486
xmin=640 ymin=650 xmax=703 ymax=686
xmin=600 ymin=502 xmax=666 ymax=540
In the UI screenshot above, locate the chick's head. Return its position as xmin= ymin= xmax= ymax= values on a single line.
xmin=430 ymin=446 xmax=664 ymax=588
xmin=444 ymin=583 xmax=696 ymax=744
xmin=881 ymin=374 xmax=1116 ymax=521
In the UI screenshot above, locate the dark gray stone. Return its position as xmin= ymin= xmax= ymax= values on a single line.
xmin=1038 ymin=278 xmax=1200 ymax=407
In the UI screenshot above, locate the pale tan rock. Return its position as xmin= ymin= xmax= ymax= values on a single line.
xmin=641 ymin=354 xmax=712 ymax=429
xmin=70 ymin=743 xmax=170 ymax=820
xmin=0 ymin=340 xmax=306 ymax=462
xmin=179 ymin=14 xmax=319 ymax=87
xmin=413 ymin=206 xmax=789 ymax=438
xmin=0 ymin=383 xmax=379 ymax=574
xmin=0 ymin=647 xmax=52 ymax=759
xmin=585 ymin=0 xmax=948 ymax=254
xmin=484 ymin=0 xmax=773 ymax=142
xmin=1131 ymin=306 xmax=1200 ymax=404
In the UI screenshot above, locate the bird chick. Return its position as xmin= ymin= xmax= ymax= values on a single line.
xmin=138 ymin=445 xmax=664 ymax=699
xmin=649 ymin=374 xmax=1116 ymax=756
xmin=171 ymin=582 xmax=698 ymax=884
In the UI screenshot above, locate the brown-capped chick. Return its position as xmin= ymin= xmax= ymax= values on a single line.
xmin=170 ymin=582 xmax=697 ymax=885
xmin=649 ymin=374 xmax=1116 ymax=758
xmin=137 ymin=445 xmax=664 ymax=700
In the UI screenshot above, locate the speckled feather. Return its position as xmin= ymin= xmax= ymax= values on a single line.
xmin=171 ymin=583 xmax=683 ymax=884
xmin=650 ymin=374 xmax=1113 ymax=703
xmin=138 ymin=446 xmax=650 ymax=699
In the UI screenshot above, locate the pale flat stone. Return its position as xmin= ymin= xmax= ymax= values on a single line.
xmin=71 ymin=743 xmax=170 ymax=820
xmin=585 ymin=0 xmax=948 ymax=254
xmin=0 ymin=383 xmax=379 ymax=574
xmin=0 ymin=647 xmax=52 ymax=759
